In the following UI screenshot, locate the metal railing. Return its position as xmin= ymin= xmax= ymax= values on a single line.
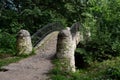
xmin=31 ymin=22 xmax=64 ymax=47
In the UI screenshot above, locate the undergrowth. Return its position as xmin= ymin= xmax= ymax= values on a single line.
xmin=50 ymin=57 xmax=120 ymax=80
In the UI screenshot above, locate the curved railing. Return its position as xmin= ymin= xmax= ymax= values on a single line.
xmin=31 ymin=22 xmax=64 ymax=47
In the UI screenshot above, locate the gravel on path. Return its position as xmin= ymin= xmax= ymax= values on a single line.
xmin=0 ymin=32 xmax=58 ymax=80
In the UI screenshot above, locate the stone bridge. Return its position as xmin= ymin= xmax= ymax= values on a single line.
xmin=16 ymin=22 xmax=90 ymax=72
xmin=0 ymin=22 xmax=91 ymax=80
xmin=18 ymin=22 xmax=90 ymax=72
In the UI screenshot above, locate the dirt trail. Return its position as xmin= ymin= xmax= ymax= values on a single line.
xmin=0 ymin=32 xmax=58 ymax=80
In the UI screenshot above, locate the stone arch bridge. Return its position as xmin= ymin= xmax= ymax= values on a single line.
xmin=0 ymin=22 xmax=90 ymax=80
xmin=31 ymin=22 xmax=87 ymax=72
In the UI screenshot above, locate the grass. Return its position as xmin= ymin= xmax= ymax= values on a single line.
xmin=0 ymin=54 xmax=31 ymax=68
xmin=50 ymin=57 xmax=120 ymax=80
xmin=0 ymin=57 xmax=23 ymax=68
xmin=0 ymin=49 xmax=35 ymax=69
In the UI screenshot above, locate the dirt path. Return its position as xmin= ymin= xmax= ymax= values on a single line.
xmin=0 ymin=32 xmax=58 ymax=80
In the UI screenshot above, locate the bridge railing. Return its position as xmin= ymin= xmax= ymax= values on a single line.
xmin=31 ymin=22 xmax=64 ymax=47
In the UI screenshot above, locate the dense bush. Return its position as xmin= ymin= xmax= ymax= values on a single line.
xmin=76 ymin=0 xmax=120 ymax=64
xmin=105 ymin=66 xmax=120 ymax=79
xmin=0 ymin=31 xmax=16 ymax=55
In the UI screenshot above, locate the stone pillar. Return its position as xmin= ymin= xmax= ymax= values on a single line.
xmin=56 ymin=22 xmax=85 ymax=72
xmin=56 ymin=27 xmax=76 ymax=72
xmin=17 ymin=29 xmax=32 ymax=55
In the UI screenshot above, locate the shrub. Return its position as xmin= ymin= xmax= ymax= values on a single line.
xmin=75 ymin=0 xmax=120 ymax=63
xmin=0 ymin=31 xmax=16 ymax=55
xmin=105 ymin=66 xmax=120 ymax=79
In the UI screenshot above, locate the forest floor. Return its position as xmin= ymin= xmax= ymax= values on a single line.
xmin=0 ymin=32 xmax=58 ymax=80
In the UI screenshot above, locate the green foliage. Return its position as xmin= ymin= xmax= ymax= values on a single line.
xmin=50 ymin=59 xmax=71 ymax=80
xmin=51 ymin=74 xmax=69 ymax=80
xmin=92 ymin=57 xmax=120 ymax=80
xmin=0 ymin=54 xmax=32 ymax=69
xmin=0 ymin=57 xmax=22 ymax=68
xmin=51 ymin=57 xmax=120 ymax=80
xmin=105 ymin=66 xmax=120 ymax=79
xmin=0 ymin=31 xmax=16 ymax=55
xmin=75 ymin=0 xmax=120 ymax=63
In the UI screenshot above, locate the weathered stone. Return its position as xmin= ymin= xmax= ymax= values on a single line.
xmin=17 ymin=29 xmax=32 ymax=55
xmin=56 ymin=22 xmax=91 ymax=72
xmin=56 ymin=27 xmax=76 ymax=72
xmin=70 ymin=22 xmax=83 ymax=45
